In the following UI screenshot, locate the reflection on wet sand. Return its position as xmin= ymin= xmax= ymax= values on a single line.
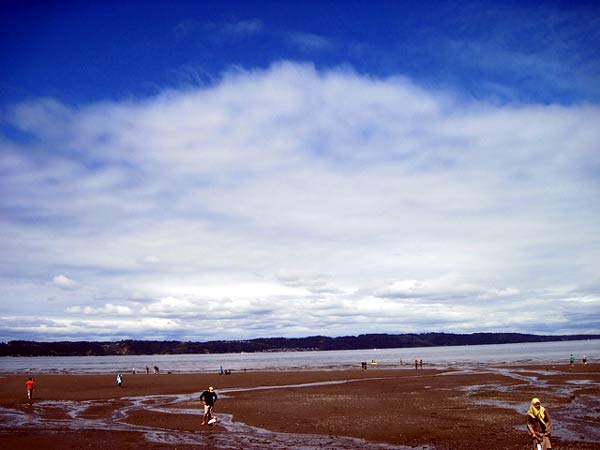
xmin=471 ymin=367 xmax=600 ymax=443
xmin=1 ymin=380 xmax=426 ymax=450
xmin=0 ymin=366 xmax=598 ymax=449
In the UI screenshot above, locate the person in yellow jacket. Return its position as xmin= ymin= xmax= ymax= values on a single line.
xmin=526 ymin=397 xmax=552 ymax=450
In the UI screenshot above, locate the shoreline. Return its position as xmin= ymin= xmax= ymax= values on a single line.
xmin=2 ymin=338 xmax=597 ymax=375
xmin=1 ymin=363 xmax=599 ymax=450
xmin=0 ymin=359 xmax=593 ymax=376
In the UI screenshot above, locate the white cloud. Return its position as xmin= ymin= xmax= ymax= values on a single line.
xmin=138 ymin=255 xmax=161 ymax=265
xmin=1 ymin=62 xmax=599 ymax=340
xmin=66 ymin=303 xmax=133 ymax=315
xmin=141 ymin=296 xmax=198 ymax=315
xmin=275 ymin=269 xmax=342 ymax=294
xmin=53 ymin=275 xmax=78 ymax=290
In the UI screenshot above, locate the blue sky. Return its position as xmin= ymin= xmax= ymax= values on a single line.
xmin=3 ymin=0 xmax=599 ymax=105
xmin=1 ymin=1 xmax=599 ymax=342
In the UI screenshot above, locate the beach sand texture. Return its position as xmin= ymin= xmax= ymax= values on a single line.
xmin=1 ymin=364 xmax=598 ymax=449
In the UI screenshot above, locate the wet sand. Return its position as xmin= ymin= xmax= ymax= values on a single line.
xmin=1 ymin=363 xmax=599 ymax=449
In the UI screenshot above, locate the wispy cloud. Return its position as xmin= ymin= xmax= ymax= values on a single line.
xmin=175 ymin=18 xmax=263 ymax=39
xmin=1 ymin=62 xmax=599 ymax=341
xmin=287 ymin=31 xmax=335 ymax=52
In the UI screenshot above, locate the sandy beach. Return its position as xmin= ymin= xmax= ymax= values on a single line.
xmin=1 ymin=363 xmax=598 ymax=449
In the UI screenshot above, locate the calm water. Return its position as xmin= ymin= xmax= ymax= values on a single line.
xmin=0 ymin=339 xmax=597 ymax=374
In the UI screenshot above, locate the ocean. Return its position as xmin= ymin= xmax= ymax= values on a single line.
xmin=1 ymin=338 xmax=597 ymax=374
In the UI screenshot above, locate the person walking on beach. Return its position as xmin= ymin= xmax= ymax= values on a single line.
xmin=526 ymin=397 xmax=552 ymax=450
xmin=116 ymin=373 xmax=123 ymax=388
xmin=200 ymin=386 xmax=218 ymax=425
xmin=569 ymin=353 xmax=575 ymax=368
xmin=414 ymin=359 xmax=418 ymax=370
xmin=25 ymin=377 xmax=35 ymax=400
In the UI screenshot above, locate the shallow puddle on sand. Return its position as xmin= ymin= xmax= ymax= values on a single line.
xmin=461 ymin=367 xmax=600 ymax=443
xmin=0 ymin=379 xmax=427 ymax=450
xmin=1 ymin=368 xmax=598 ymax=448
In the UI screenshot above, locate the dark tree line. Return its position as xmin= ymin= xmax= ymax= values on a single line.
xmin=1 ymin=333 xmax=598 ymax=357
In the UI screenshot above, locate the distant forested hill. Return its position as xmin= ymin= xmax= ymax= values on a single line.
xmin=1 ymin=333 xmax=598 ymax=356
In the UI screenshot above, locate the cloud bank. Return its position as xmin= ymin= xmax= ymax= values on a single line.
xmin=1 ymin=62 xmax=599 ymax=341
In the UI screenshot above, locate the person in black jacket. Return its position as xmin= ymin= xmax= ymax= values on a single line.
xmin=200 ymin=386 xmax=218 ymax=425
